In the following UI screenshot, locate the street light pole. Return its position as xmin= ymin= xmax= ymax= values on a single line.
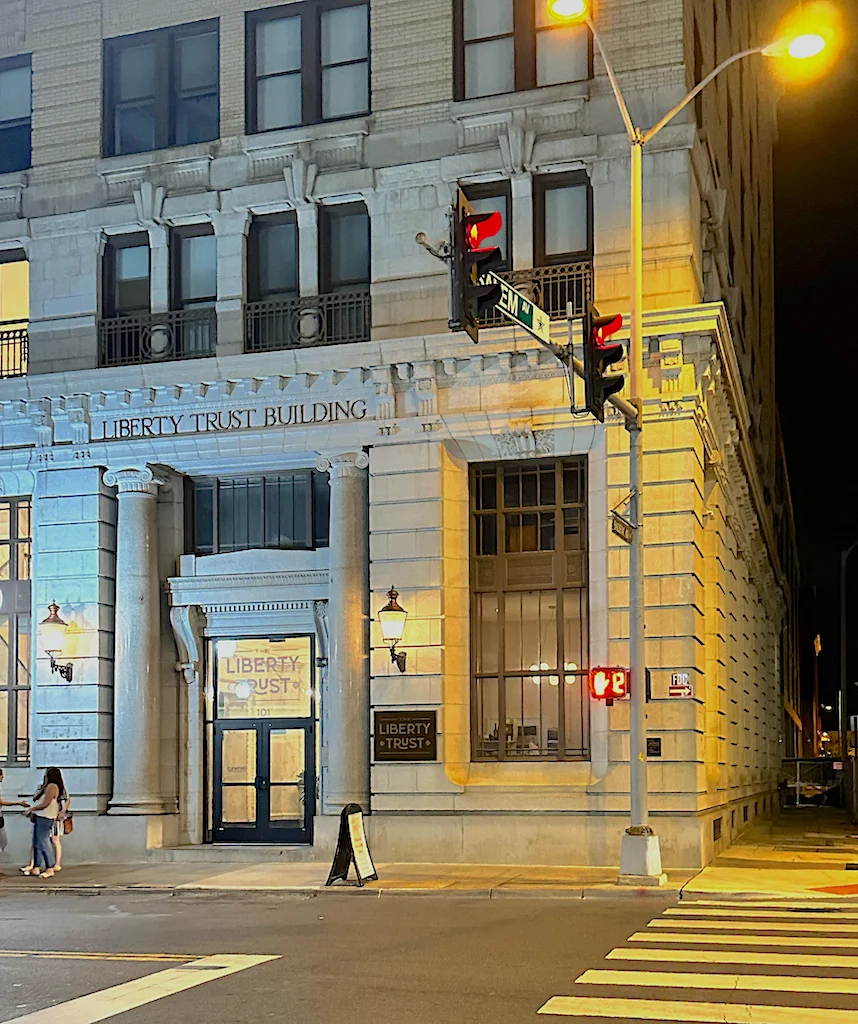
xmin=561 ymin=6 xmax=824 ymax=884
xmin=840 ymin=542 xmax=858 ymax=818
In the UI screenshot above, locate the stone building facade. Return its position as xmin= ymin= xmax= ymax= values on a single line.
xmin=0 ymin=0 xmax=799 ymax=868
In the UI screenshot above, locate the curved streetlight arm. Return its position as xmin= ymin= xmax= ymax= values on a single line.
xmin=641 ymin=45 xmax=766 ymax=145
xmin=585 ymin=15 xmax=638 ymax=142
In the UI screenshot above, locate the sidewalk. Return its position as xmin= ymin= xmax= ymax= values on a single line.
xmin=2 ymin=808 xmax=857 ymax=901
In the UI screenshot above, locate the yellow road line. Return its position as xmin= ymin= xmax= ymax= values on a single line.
xmin=666 ymin=907 xmax=858 ymax=921
xmin=685 ymin=900 xmax=858 ymax=910
xmin=538 ymin=996 xmax=858 ymax=1021
xmin=630 ymin=931 xmax=858 ymax=948
xmin=0 ymin=950 xmax=195 ymax=963
xmin=607 ymin=946 xmax=858 ymax=969
xmin=576 ymin=968 xmax=858 ymax=995
xmin=649 ymin=918 xmax=858 ymax=934
xmin=5 ymin=954 xmax=279 ymax=1024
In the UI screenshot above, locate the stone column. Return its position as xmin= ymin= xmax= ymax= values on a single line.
xmin=212 ymin=210 xmax=250 ymax=356
xmin=105 ymin=466 xmax=169 ymax=815
xmin=316 ymin=451 xmax=370 ymax=813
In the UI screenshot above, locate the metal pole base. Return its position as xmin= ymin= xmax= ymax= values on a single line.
xmin=618 ymin=831 xmax=667 ymax=886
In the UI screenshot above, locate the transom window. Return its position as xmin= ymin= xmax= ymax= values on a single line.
xmin=246 ymin=1 xmax=370 ymax=133
xmin=192 ymin=472 xmax=330 ymax=555
xmin=455 ymin=0 xmax=591 ymax=101
xmin=103 ymin=21 xmax=219 ymax=157
xmin=0 ymin=55 xmax=31 ymax=174
xmin=471 ymin=459 xmax=589 ymax=761
xmin=0 ymin=496 xmax=31 ymax=766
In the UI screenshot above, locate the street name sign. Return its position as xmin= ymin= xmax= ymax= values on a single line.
xmin=669 ymin=672 xmax=693 ymax=698
xmin=485 ymin=271 xmax=551 ymax=346
xmin=611 ymin=511 xmax=635 ymax=544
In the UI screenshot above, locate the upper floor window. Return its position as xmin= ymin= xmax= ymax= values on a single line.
xmin=103 ymin=234 xmax=150 ymax=317
xmin=192 ymin=471 xmax=330 ymax=555
xmin=171 ymin=225 xmax=217 ymax=310
xmin=534 ymin=173 xmax=592 ymax=265
xmin=247 ymin=1 xmax=369 ymax=134
xmin=0 ymin=56 xmax=31 ymax=174
xmin=320 ymin=203 xmax=370 ymax=293
xmin=0 ymin=496 xmax=31 ymax=767
xmin=248 ymin=213 xmax=299 ymax=302
xmin=104 ymin=21 xmax=219 ymax=157
xmin=455 ymin=0 xmax=590 ymax=101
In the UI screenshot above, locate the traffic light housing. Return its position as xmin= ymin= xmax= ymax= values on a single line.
xmin=588 ymin=666 xmax=631 ymax=706
xmin=450 ymin=189 xmax=504 ymax=343
xmin=583 ymin=303 xmax=625 ymax=421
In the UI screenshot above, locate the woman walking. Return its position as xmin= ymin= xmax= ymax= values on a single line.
xmin=21 ymin=767 xmax=64 ymax=878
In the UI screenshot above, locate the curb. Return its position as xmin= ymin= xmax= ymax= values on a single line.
xmin=0 ymin=881 xmax=683 ymax=900
xmin=680 ymin=890 xmax=858 ymax=903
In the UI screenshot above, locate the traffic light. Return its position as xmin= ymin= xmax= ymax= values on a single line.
xmin=583 ymin=303 xmax=625 ymax=421
xmin=588 ymin=667 xmax=630 ymax=706
xmin=450 ymin=189 xmax=504 ymax=343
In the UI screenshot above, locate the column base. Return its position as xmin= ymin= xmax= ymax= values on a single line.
xmin=618 ymin=831 xmax=666 ymax=886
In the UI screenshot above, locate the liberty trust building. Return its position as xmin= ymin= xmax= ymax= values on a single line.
xmin=0 ymin=0 xmax=799 ymax=869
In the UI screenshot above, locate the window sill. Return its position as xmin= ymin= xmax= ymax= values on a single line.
xmin=451 ymin=80 xmax=589 ymax=120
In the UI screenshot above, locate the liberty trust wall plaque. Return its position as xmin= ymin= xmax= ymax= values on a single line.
xmin=373 ymin=711 xmax=437 ymax=761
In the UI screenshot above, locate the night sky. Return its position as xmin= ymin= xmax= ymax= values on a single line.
xmin=775 ymin=4 xmax=858 ymax=709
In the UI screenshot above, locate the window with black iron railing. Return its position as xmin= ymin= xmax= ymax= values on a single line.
xmin=0 ymin=321 xmax=28 ymax=378
xmin=98 ymin=307 xmax=217 ymax=368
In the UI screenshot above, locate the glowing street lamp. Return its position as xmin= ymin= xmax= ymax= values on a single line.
xmin=378 ymin=587 xmax=408 ymax=674
xmin=547 ymin=0 xmax=588 ymax=19
xmin=40 ymin=602 xmax=73 ymax=682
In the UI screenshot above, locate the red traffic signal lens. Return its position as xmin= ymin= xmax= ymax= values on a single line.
xmin=465 ymin=210 xmax=503 ymax=251
xmin=592 ymin=313 xmax=623 ymax=347
xmin=589 ymin=667 xmax=630 ymax=700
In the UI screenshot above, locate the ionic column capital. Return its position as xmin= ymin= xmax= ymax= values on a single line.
xmin=316 ymin=451 xmax=369 ymax=479
xmin=104 ymin=465 xmax=166 ymax=496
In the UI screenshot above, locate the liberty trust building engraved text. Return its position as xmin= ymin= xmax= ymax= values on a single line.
xmin=93 ymin=400 xmax=368 ymax=441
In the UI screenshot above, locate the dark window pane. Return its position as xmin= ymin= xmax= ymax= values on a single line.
xmin=115 ymin=103 xmax=156 ymax=155
xmin=232 ymin=481 xmax=249 ymax=551
xmin=175 ymin=93 xmax=218 ymax=145
xmin=181 ymin=234 xmax=217 ymax=303
xmin=503 ymin=470 xmax=519 ymax=509
xmin=563 ymin=464 xmax=582 ymax=505
xmin=292 ymin=474 xmax=309 ymax=547
xmin=278 ymin=476 xmax=294 ymax=545
xmin=313 ymin=472 xmax=330 ymax=548
xmin=218 ymin=482 xmax=235 ymax=551
xmin=563 ymin=507 xmax=582 ymax=550
xmin=257 ymin=221 xmax=298 ymax=296
xmin=477 ymin=514 xmax=497 ymax=556
xmin=521 ymin=471 xmax=538 ymax=508
xmin=195 ymin=482 xmax=215 ymax=553
xmin=539 ymin=467 xmax=555 ymax=506
xmin=474 ymin=677 xmax=499 ymax=760
xmin=0 ymin=122 xmax=30 ymax=173
xmin=540 ymin=511 xmax=555 ymax=551
xmin=327 ymin=209 xmax=369 ymax=289
xmin=264 ymin=479 xmax=281 ymax=547
xmin=117 ymin=44 xmax=155 ymax=100
xmin=177 ymin=32 xmax=217 ymax=91
xmin=247 ymin=479 xmax=264 ymax=548
xmin=477 ymin=471 xmax=497 ymax=511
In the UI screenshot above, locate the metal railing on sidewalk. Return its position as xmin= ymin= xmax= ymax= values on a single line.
xmin=781 ymin=758 xmax=845 ymax=807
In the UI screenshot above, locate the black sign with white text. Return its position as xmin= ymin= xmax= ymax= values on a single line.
xmin=373 ymin=711 xmax=437 ymax=761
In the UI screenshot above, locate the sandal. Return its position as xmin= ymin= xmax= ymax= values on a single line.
xmin=19 ymin=867 xmax=34 ymax=875
xmin=40 ymin=870 xmax=55 ymax=879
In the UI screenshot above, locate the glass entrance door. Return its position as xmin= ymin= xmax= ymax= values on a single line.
xmin=207 ymin=635 xmax=317 ymax=845
xmin=213 ymin=720 xmax=313 ymax=843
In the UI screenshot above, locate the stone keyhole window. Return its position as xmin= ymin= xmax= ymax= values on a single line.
xmin=470 ymin=458 xmax=589 ymax=762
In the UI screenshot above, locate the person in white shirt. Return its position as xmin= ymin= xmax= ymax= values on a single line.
xmin=21 ymin=767 xmax=65 ymax=878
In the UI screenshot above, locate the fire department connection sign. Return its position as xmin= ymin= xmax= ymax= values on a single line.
xmin=669 ymin=672 xmax=693 ymax=698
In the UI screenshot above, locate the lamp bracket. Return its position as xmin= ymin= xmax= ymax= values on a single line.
xmin=49 ymin=654 xmax=74 ymax=682
xmin=390 ymin=645 xmax=407 ymax=674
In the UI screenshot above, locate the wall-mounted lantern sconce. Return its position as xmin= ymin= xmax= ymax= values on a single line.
xmin=378 ymin=587 xmax=408 ymax=673
xmin=40 ymin=602 xmax=73 ymax=682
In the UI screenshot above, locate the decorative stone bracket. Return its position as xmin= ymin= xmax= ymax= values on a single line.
xmin=170 ymin=605 xmax=206 ymax=686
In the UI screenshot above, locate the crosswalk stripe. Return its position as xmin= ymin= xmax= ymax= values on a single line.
xmin=575 ymin=968 xmax=858 ymax=995
xmin=630 ymin=931 xmax=858 ymax=948
xmin=666 ymin=907 xmax=858 ymax=921
xmin=649 ymin=918 xmax=858 ymax=934
xmin=683 ymin=900 xmax=858 ymax=910
xmin=537 ymin=996 xmax=858 ymax=1021
xmin=607 ymin=946 xmax=858 ymax=969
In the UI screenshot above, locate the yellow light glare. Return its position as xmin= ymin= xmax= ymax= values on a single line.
xmin=787 ymin=33 xmax=826 ymax=59
xmin=548 ymin=0 xmax=588 ymax=22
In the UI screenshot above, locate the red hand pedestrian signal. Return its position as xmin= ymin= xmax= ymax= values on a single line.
xmin=589 ymin=667 xmax=630 ymax=704
xmin=465 ymin=210 xmax=503 ymax=252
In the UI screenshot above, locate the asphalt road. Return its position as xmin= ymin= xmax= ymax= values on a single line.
xmin=2 ymin=891 xmax=858 ymax=1023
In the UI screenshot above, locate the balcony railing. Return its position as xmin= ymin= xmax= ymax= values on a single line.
xmin=98 ymin=308 xmax=217 ymax=368
xmin=0 ymin=321 xmax=28 ymax=378
xmin=482 ymin=262 xmax=593 ymax=328
xmin=244 ymin=289 xmax=371 ymax=353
